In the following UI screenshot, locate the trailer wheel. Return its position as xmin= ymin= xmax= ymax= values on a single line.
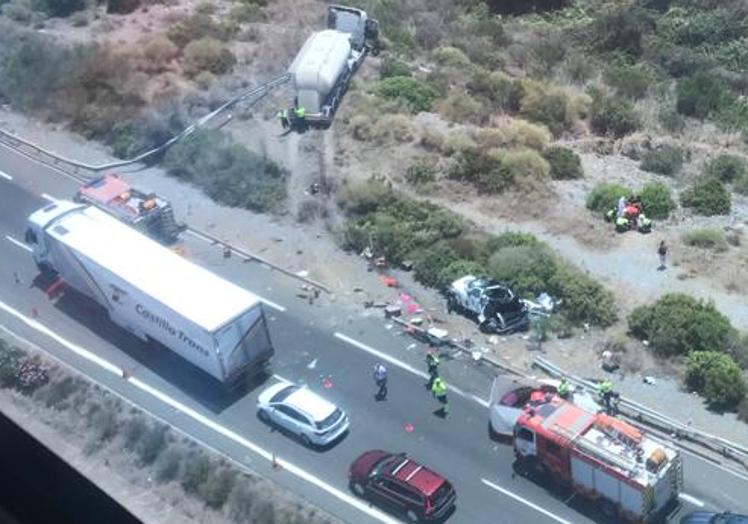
xmin=598 ymin=499 xmax=618 ymax=519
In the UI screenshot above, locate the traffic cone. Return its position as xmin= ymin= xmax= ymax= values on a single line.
xmin=272 ymin=453 xmax=282 ymax=471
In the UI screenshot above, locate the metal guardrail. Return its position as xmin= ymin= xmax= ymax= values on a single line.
xmin=0 ymin=73 xmax=291 ymax=175
xmin=533 ymin=355 xmax=748 ymax=471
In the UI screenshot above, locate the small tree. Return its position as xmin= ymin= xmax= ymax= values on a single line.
xmin=681 ymin=180 xmax=731 ymax=216
xmin=628 ymin=293 xmax=736 ymax=357
xmin=374 ymin=76 xmax=438 ymax=113
xmin=182 ymin=38 xmax=236 ymax=76
xmin=685 ymin=351 xmax=747 ymax=410
xmin=590 ymin=95 xmax=640 ymax=137
xmin=676 ymin=72 xmax=728 ymax=119
xmin=586 ymin=182 xmax=631 ymax=213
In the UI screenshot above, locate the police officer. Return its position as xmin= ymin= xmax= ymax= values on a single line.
xmin=425 ymin=351 xmax=440 ymax=389
xmin=598 ymin=379 xmax=614 ymax=411
xmin=557 ymin=378 xmax=571 ymax=399
xmin=373 ymin=362 xmax=388 ymax=401
xmin=431 ymin=377 xmax=449 ymax=417
xmin=277 ymin=109 xmax=289 ymax=130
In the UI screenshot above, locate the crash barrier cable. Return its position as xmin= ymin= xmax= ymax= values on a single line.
xmin=533 ymin=355 xmax=748 ymax=470
xmin=0 ymin=73 xmax=291 ymax=176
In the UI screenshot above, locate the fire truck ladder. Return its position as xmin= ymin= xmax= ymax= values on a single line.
xmin=553 ymin=424 xmax=641 ymax=476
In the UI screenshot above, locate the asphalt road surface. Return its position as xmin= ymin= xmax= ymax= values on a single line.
xmin=1 ymin=142 xmax=747 ymax=524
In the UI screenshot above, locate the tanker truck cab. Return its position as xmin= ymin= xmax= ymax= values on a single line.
xmin=326 ymin=5 xmax=379 ymax=53
xmin=26 ymin=200 xmax=85 ymax=275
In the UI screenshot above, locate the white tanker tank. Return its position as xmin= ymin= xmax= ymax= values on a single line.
xmin=285 ymin=5 xmax=379 ymax=129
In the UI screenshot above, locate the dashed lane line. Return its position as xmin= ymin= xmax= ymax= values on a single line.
xmin=481 ymin=478 xmax=574 ymax=524
xmin=5 ymin=235 xmax=32 ymax=253
xmin=0 ymin=297 xmax=400 ymax=524
xmin=41 ymin=193 xmax=59 ymax=202
xmin=678 ymin=492 xmax=705 ymax=508
xmin=0 ymin=169 xmax=12 ymax=181
xmin=334 ymin=332 xmax=490 ymax=408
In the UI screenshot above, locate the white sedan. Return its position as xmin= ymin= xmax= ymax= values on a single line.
xmin=257 ymin=381 xmax=349 ymax=447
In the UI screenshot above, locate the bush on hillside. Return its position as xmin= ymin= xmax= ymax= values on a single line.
xmin=405 ymin=159 xmax=437 ymax=185
xmin=682 ymin=228 xmax=729 ymax=252
xmin=676 ymin=72 xmax=729 ymax=119
xmin=433 ymin=46 xmax=471 ymax=68
xmin=586 ymin=183 xmax=631 ymax=213
xmin=543 ymin=146 xmax=583 ymax=180
xmin=437 ymin=259 xmax=485 ymax=289
xmin=181 ymin=453 xmax=211 ymax=494
xmin=627 ymin=293 xmax=736 ymax=357
xmin=590 ymin=95 xmax=640 ymax=138
xmin=166 ymin=14 xmax=223 ymax=49
xmin=379 ymin=56 xmax=411 ymax=79
xmin=182 ymin=38 xmax=236 ymax=76
xmin=639 ymin=182 xmax=675 ymax=220
xmin=199 ymin=467 xmax=236 ymax=509
xmin=374 ymin=76 xmax=439 ymax=113
xmin=640 ymin=145 xmax=683 ymax=176
xmin=0 ymin=344 xmax=24 ymax=389
xmin=518 ymin=82 xmax=577 ymax=136
xmin=591 ymin=5 xmax=652 ymax=58
xmin=448 ymin=149 xmax=509 ymax=194
xmin=163 ymin=130 xmax=287 ymax=213
xmin=705 ymin=154 xmax=747 ymax=183
xmin=34 ymin=0 xmax=85 ymax=16
xmin=680 ymin=180 xmax=731 ymax=216
xmin=487 ymin=244 xmax=558 ymax=297
xmin=603 ymin=63 xmax=653 ymax=100
xmin=468 ymin=69 xmax=523 ymax=111
xmin=659 ymin=108 xmax=686 ymax=134
xmin=735 ymin=175 xmax=748 ymax=196
xmin=412 ymin=242 xmax=459 ymax=288
xmin=685 ymin=351 xmax=746 ymax=410
xmin=500 ymin=149 xmax=551 ymax=191
xmin=548 ymin=263 xmax=617 ymax=327
xmin=105 ymin=0 xmax=138 ymax=14
xmin=474 ymin=120 xmax=551 ymax=151
xmin=438 ymin=92 xmax=485 ymax=124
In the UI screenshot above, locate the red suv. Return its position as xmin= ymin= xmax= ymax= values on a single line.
xmin=349 ymin=450 xmax=456 ymax=522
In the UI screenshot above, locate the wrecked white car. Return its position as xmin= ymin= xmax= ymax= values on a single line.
xmin=446 ymin=276 xmax=530 ymax=334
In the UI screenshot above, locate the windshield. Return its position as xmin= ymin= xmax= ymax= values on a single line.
xmin=370 ymin=454 xmax=400 ymax=477
xmin=316 ymin=408 xmax=342 ymax=430
xmin=271 ymin=385 xmax=299 ymax=404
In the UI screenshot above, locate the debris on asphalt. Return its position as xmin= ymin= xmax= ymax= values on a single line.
xmin=409 ymin=316 xmax=423 ymax=325
xmin=401 ymin=260 xmax=414 ymax=271
xmin=297 ymin=269 xmax=309 ymax=277
xmin=488 ymin=335 xmax=499 ymax=345
xmin=643 ymin=376 xmax=656 ymax=385
xmin=379 ymin=275 xmax=398 ymax=288
xmin=308 ymin=358 xmax=318 ymax=370
xmin=384 ymin=305 xmax=402 ymax=318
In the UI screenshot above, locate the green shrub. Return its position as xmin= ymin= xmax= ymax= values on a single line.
xmin=735 ymin=175 xmax=748 ymax=195
xmin=0 ymin=345 xmax=24 ymax=389
xmin=640 ymin=145 xmax=683 ymax=176
xmin=181 ymin=453 xmax=211 ymax=494
xmin=438 ymin=92 xmax=485 ymax=124
xmin=543 ymin=146 xmax=583 ymax=180
xmin=34 ymin=376 xmax=85 ymax=409
xmin=682 ymin=228 xmax=729 ymax=252
xmin=548 ymin=262 xmax=617 ymax=327
xmin=590 ymin=96 xmax=640 ymax=138
xmin=639 ymin=182 xmax=675 ymax=220
xmin=230 ymin=4 xmax=265 ymax=23
xmin=448 ymin=149 xmax=510 ymax=194
xmin=337 ymin=179 xmax=392 ymax=216
xmin=2 ymin=2 xmax=33 ymax=22
xmin=628 ymin=293 xmax=736 ymax=357
xmin=167 ymin=14 xmax=222 ymax=49
xmin=500 ymin=149 xmax=551 ymax=191
xmin=676 ymin=72 xmax=728 ymax=119
xmin=105 ymin=0 xmax=138 ymax=14
xmin=135 ymin=424 xmax=167 ymax=465
xmin=685 ymin=351 xmax=746 ymax=410
xmin=163 ymin=130 xmax=287 ymax=213
xmin=155 ymin=446 xmax=183 ymax=483
xmin=658 ymin=108 xmax=686 ymax=134
xmin=199 ymin=467 xmax=236 ymax=509
xmin=705 ymin=154 xmax=746 ymax=183
xmin=487 ymin=244 xmax=558 ymax=297
xmin=412 ymin=242 xmax=459 ymax=288
xmin=182 ymin=38 xmax=236 ymax=76
xmin=433 ymin=46 xmax=471 ymax=68
xmin=437 ymin=259 xmax=485 ymax=289
xmin=603 ymin=63 xmax=653 ymax=99
xmin=123 ymin=415 xmax=147 ymax=450
xmin=519 ymin=82 xmax=576 ymax=136
xmin=379 ymin=56 xmax=411 ymax=79
xmin=374 ymin=76 xmax=438 ymax=113
xmin=586 ymin=183 xmax=631 ymax=213
xmin=34 ymin=0 xmax=85 ymax=17
xmin=404 ymin=160 xmax=437 ymax=185
xmin=468 ymin=69 xmax=523 ymax=111
xmin=680 ymin=180 xmax=731 ymax=216
xmin=227 ymin=482 xmax=256 ymax=522
xmin=89 ymin=408 xmax=118 ymax=443
xmin=592 ymin=5 xmax=652 ymax=58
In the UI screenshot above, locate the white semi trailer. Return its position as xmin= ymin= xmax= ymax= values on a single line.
xmin=25 ymin=201 xmax=274 ymax=385
xmin=287 ymin=5 xmax=379 ymax=128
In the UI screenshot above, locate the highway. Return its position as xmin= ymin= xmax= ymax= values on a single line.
xmin=1 ymin=141 xmax=748 ymax=524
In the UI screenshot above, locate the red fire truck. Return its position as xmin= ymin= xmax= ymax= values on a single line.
xmin=513 ymin=393 xmax=682 ymax=522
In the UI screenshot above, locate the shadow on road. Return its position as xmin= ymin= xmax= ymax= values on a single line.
xmin=52 ymin=287 xmax=267 ymax=413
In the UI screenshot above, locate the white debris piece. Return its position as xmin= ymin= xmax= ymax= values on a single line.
xmin=297 ymin=270 xmax=309 ymax=277
xmin=488 ymin=335 xmax=499 ymax=345
xmin=307 ymin=358 xmax=318 ymax=370
xmin=643 ymin=376 xmax=656 ymax=385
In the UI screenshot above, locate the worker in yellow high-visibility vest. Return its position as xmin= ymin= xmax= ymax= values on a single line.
xmin=431 ymin=377 xmax=449 ymax=417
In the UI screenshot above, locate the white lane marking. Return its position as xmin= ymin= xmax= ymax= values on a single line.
xmin=272 ymin=373 xmax=293 ymax=383
xmin=0 ymin=299 xmax=122 ymax=375
xmin=0 ymin=169 xmax=12 ymax=181
xmin=41 ymin=193 xmax=59 ymax=202
xmin=334 ymin=332 xmax=491 ymax=407
xmin=678 ymin=492 xmax=705 ymax=508
xmin=0 ymin=298 xmax=398 ymax=524
xmin=481 ymin=478 xmax=573 ymax=524
xmin=5 ymin=235 xmax=32 ymax=253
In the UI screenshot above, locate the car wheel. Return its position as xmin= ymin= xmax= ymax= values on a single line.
xmin=351 ymin=481 xmax=365 ymax=497
xmin=300 ymin=433 xmax=312 ymax=447
xmin=405 ymin=509 xmax=420 ymax=523
xmin=258 ymin=409 xmax=270 ymax=423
